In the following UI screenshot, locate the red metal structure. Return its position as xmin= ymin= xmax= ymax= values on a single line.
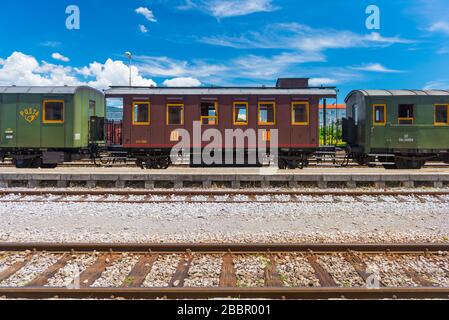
xmin=105 ymin=79 xmax=336 ymax=169
xmin=105 ymin=120 xmax=123 ymax=146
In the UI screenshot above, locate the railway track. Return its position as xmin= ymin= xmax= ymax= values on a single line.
xmin=1 ymin=243 xmax=449 ymax=299
xmin=0 ymin=189 xmax=448 ymax=204
xmin=1 ymin=160 xmax=448 ymax=169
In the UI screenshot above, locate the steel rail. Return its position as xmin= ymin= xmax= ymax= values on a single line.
xmin=0 ymin=189 xmax=449 ymax=197
xmin=0 ymin=189 xmax=447 ymax=204
xmin=1 ymin=242 xmax=448 ymax=253
xmin=1 ymin=287 xmax=449 ymax=300
xmin=1 ymin=243 xmax=449 ymax=300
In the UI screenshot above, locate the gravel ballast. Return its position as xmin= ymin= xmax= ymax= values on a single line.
xmin=276 ymin=254 xmax=320 ymax=287
xmin=0 ymin=253 xmax=59 ymax=287
xmin=143 ymin=254 xmax=180 ymax=287
xmin=0 ymin=198 xmax=448 ymax=244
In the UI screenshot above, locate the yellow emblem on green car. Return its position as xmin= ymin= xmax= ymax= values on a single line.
xmin=20 ymin=108 xmax=39 ymax=123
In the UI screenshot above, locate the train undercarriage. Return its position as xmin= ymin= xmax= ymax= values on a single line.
xmin=348 ymin=148 xmax=449 ymax=170
xmin=3 ymin=145 xmax=448 ymax=170
xmin=108 ymin=148 xmax=317 ymax=170
xmin=0 ymin=149 xmax=91 ymax=169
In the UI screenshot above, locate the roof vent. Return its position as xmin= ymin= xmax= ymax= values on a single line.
xmin=276 ymin=78 xmax=309 ymax=88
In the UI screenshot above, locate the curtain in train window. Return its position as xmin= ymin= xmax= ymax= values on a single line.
xmin=258 ymin=102 xmax=276 ymax=125
xmin=233 ymin=102 xmax=248 ymax=125
xmin=373 ymin=104 xmax=386 ymax=125
xmin=200 ymin=102 xmax=218 ymax=125
xmin=132 ymin=102 xmax=150 ymax=125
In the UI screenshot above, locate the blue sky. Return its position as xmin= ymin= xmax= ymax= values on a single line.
xmin=0 ymin=0 xmax=449 ymax=100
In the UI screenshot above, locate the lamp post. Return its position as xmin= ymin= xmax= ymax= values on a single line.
xmin=125 ymin=51 xmax=132 ymax=87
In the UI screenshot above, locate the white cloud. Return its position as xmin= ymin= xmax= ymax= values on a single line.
xmin=41 ymin=41 xmax=61 ymax=48
xmin=201 ymin=23 xmax=413 ymax=52
xmin=437 ymin=47 xmax=449 ymax=54
xmin=76 ymin=59 xmax=156 ymax=88
xmin=427 ymin=21 xmax=449 ymax=35
xmin=230 ymin=52 xmax=325 ymax=79
xmin=139 ymin=25 xmax=148 ymax=33
xmin=0 ymin=52 xmax=81 ymax=86
xmin=352 ymin=63 xmax=403 ymax=73
xmin=135 ymin=7 xmax=157 ymax=22
xmin=309 ymin=78 xmax=338 ymax=87
xmin=0 ymin=51 xmax=156 ymax=89
xmin=423 ymin=80 xmax=449 ymax=90
xmin=163 ymin=77 xmax=202 ymax=87
xmin=178 ymin=0 xmax=276 ymax=18
xmin=51 ymin=52 xmax=70 ymax=62
xmin=135 ymin=55 xmax=227 ymax=78
xmin=134 ymin=51 xmax=325 ymax=83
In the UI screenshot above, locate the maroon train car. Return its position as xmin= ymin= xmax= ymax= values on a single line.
xmin=105 ymin=78 xmax=336 ymax=169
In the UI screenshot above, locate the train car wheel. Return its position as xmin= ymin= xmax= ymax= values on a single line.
xmin=288 ymin=159 xmax=299 ymax=170
xmin=31 ymin=158 xmax=42 ymax=168
xmin=156 ymin=157 xmax=171 ymax=170
xmin=13 ymin=159 xmax=30 ymax=168
xmin=278 ymin=158 xmax=288 ymax=170
xmin=136 ymin=159 xmax=145 ymax=169
xmin=395 ymin=158 xmax=424 ymax=170
xmin=145 ymin=158 xmax=155 ymax=169
xmin=13 ymin=157 xmax=40 ymax=169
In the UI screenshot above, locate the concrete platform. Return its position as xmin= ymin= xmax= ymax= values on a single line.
xmin=0 ymin=167 xmax=448 ymax=189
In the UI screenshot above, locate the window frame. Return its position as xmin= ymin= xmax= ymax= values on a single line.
xmin=166 ymin=103 xmax=185 ymax=126
xmin=200 ymin=101 xmax=219 ymax=126
xmin=42 ymin=99 xmax=65 ymax=124
xmin=132 ymin=101 xmax=150 ymax=126
xmin=398 ymin=104 xmax=415 ymax=125
xmin=233 ymin=102 xmax=249 ymax=126
xmin=434 ymin=104 xmax=449 ymax=126
xmin=372 ymin=104 xmax=387 ymax=126
xmin=291 ymin=101 xmax=310 ymax=126
xmin=258 ymin=101 xmax=276 ymax=126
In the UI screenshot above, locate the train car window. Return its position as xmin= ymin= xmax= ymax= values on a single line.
xmin=435 ymin=104 xmax=449 ymax=125
xmin=132 ymin=102 xmax=150 ymax=125
xmin=43 ymin=100 xmax=64 ymax=124
xmin=258 ymin=102 xmax=276 ymax=125
xmin=167 ymin=104 xmax=184 ymax=125
xmin=352 ymin=104 xmax=358 ymax=125
xmin=200 ymin=102 xmax=218 ymax=125
xmin=373 ymin=104 xmax=386 ymax=126
xmin=233 ymin=102 xmax=248 ymax=125
xmin=292 ymin=102 xmax=309 ymax=125
xmin=89 ymin=100 xmax=96 ymax=118
xmin=398 ymin=104 xmax=414 ymax=125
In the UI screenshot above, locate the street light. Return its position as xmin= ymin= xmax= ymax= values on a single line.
xmin=125 ymin=51 xmax=132 ymax=87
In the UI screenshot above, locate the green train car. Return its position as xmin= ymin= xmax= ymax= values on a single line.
xmin=343 ymin=90 xmax=449 ymax=169
xmin=0 ymin=86 xmax=105 ymax=168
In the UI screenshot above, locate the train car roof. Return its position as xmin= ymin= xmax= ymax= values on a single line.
xmin=346 ymin=89 xmax=449 ymax=102
xmin=105 ymin=86 xmax=337 ymax=98
xmin=0 ymin=86 xmax=103 ymax=95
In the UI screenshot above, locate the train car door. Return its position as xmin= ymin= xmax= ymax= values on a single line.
xmin=17 ymin=94 xmax=41 ymax=148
